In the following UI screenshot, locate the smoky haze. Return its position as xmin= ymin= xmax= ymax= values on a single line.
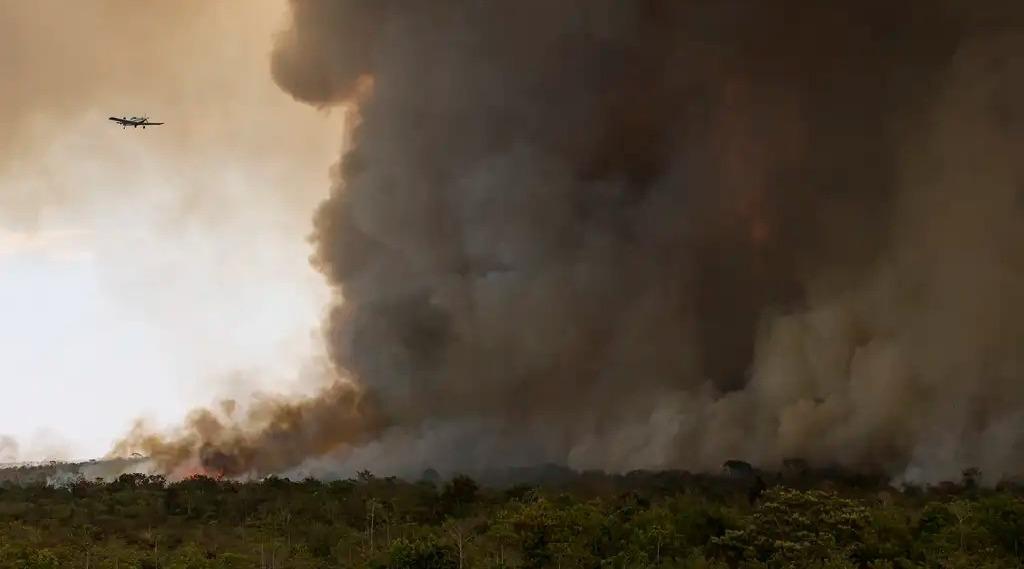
xmin=118 ymin=0 xmax=1024 ymax=484
xmin=0 ymin=0 xmax=340 ymax=229
xmin=0 ymin=0 xmax=346 ymax=461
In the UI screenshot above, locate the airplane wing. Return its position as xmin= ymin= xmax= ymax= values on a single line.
xmin=109 ymin=117 xmax=163 ymax=126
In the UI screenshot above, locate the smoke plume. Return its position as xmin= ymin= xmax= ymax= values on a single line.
xmin=119 ymin=0 xmax=1024 ymax=483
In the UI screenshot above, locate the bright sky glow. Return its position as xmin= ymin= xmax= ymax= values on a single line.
xmin=0 ymin=1 xmax=342 ymax=461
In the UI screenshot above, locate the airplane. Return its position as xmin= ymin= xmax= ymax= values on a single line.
xmin=108 ymin=116 xmax=164 ymax=129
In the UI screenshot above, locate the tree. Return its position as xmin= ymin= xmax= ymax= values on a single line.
xmin=26 ymin=548 xmax=61 ymax=569
xmin=977 ymin=494 xmax=1024 ymax=560
xmin=167 ymin=543 xmax=211 ymax=569
xmin=384 ymin=537 xmax=457 ymax=569
xmin=712 ymin=488 xmax=870 ymax=568
xmin=483 ymin=511 xmax=516 ymax=567
xmin=443 ymin=517 xmax=478 ymax=569
xmin=214 ymin=552 xmax=248 ymax=569
xmin=2 ymin=461 xmax=1024 ymax=569
xmin=441 ymin=475 xmax=479 ymax=517
xmin=961 ymin=468 xmax=982 ymax=490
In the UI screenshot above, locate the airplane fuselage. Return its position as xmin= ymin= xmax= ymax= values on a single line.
xmin=108 ymin=116 xmax=164 ymax=129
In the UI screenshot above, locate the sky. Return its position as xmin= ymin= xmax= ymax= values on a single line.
xmin=0 ymin=1 xmax=343 ymax=462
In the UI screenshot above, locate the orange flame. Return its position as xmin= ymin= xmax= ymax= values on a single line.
xmin=172 ymin=463 xmax=226 ymax=482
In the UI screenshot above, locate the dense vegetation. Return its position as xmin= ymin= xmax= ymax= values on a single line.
xmin=1 ymin=465 xmax=1023 ymax=568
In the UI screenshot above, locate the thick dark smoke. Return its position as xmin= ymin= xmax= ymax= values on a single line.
xmin=112 ymin=377 xmax=384 ymax=478
xmin=118 ymin=0 xmax=1024 ymax=483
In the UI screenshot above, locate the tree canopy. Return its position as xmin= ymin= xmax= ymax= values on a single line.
xmin=0 ymin=466 xmax=1022 ymax=568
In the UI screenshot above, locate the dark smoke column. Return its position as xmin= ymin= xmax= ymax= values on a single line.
xmin=264 ymin=0 xmax=968 ymax=476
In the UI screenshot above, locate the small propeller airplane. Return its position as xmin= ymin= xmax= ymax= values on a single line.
xmin=108 ymin=115 xmax=164 ymax=129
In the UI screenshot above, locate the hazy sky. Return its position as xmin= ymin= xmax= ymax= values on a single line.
xmin=0 ymin=1 xmax=342 ymax=461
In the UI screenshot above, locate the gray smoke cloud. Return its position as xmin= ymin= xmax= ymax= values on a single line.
xmin=0 ymin=436 xmax=18 ymax=464
xmin=122 ymin=0 xmax=1024 ymax=484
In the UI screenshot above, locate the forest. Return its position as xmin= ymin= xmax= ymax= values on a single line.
xmin=1 ymin=464 xmax=1023 ymax=569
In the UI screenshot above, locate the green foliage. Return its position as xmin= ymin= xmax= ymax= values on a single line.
xmin=712 ymin=488 xmax=871 ymax=568
xmin=977 ymin=494 xmax=1024 ymax=559
xmin=167 ymin=543 xmax=212 ymax=569
xmin=0 ymin=546 xmax=62 ymax=569
xmin=383 ymin=536 xmax=458 ymax=569
xmin=213 ymin=552 xmax=247 ymax=569
xmin=502 ymin=495 xmax=605 ymax=568
xmin=0 ymin=468 xmax=1022 ymax=568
